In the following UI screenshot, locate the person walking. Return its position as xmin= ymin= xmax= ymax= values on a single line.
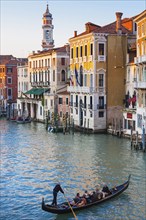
xmin=51 ymin=183 xmax=64 ymax=206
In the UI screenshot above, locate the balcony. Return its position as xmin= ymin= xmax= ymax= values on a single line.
xmin=69 ymin=102 xmax=73 ymax=107
xmin=97 ymin=104 xmax=106 ymax=109
xmin=88 ymin=104 xmax=93 ymax=110
xmin=74 ymin=58 xmax=78 ymax=63
xmin=31 ymin=81 xmax=50 ymax=87
xmin=134 ymin=81 xmax=146 ymax=89
xmin=67 ymin=86 xmax=95 ymax=93
xmin=83 ymin=56 xmax=87 ymax=62
xmin=88 ymin=55 xmax=93 ymax=62
xmin=79 ymin=57 xmax=83 ymax=62
xmin=74 ymin=102 xmax=78 ymax=107
xmin=134 ymin=55 xmax=146 ymax=64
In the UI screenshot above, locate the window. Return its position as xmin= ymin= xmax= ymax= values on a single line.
xmin=53 ymin=70 xmax=55 ymax=82
xmin=76 ymin=47 xmax=78 ymax=58
xmin=51 ymin=99 xmax=53 ymax=107
xmin=90 ymin=43 xmax=93 ymax=55
xmin=80 ymin=46 xmax=83 ymax=57
xmin=90 ymin=74 xmax=93 ymax=87
xmin=7 ymin=67 xmax=12 ymax=73
xmin=61 ymin=58 xmax=65 ymax=65
xmin=84 ymin=74 xmax=87 ymax=86
xmin=99 ymin=96 xmax=104 ymax=109
xmin=66 ymin=98 xmax=68 ymax=105
xmin=61 ymin=70 xmax=65 ymax=81
xmin=7 ymin=77 xmax=12 ymax=84
xmin=99 ymin=74 xmax=104 ymax=87
xmin=99 ymin=111 xmax=104 ymax=117
xmin=71 ymin=48 xmax=73 ymax=59
xmin=40 ymin=106 xmax=43 ymax=116
xmin=29 ymin=62 xmax=31 ymax=68
xmin=99 ymin=43 xmax=104 ymax=55
xmin=60 ymin=111 xmax=62 ymax=117
xmin=85 ymin=45 xmax=87 ymax=56
xmin=7 ymin=88 xmax=12 ymax=99
xmin=59 ymin=98 xmax=62 ymax=104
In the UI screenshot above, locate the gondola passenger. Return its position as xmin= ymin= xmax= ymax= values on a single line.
xmin=102 ymin=184 xmax=111 ymax=198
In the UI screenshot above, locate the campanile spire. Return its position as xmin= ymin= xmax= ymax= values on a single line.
xmin=42 ymin=4 xmax=54 ymax=50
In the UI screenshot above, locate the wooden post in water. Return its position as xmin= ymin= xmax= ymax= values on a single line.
xmin=130 ymin=126 xmax=133 ymax=149
xmin=142 ymin=125 xmax=145 ymax=152
xmin=72 ymin=119 xmax=74 ymax=135
xmin=135 ymin=131 xmax=138 ymax=150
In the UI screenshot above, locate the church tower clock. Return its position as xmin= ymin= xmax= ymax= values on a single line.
xmin=42 ymin=4 xmax=54 ymax=50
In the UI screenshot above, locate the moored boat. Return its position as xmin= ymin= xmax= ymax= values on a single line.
xmin=42 ymin=175 xmax=131 ymax=215
xmin=16 ymin=116 xmax=31 ymax=124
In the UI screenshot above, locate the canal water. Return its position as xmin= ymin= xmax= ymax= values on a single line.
xmin=0 ymin=119 xmax=145 ymax=220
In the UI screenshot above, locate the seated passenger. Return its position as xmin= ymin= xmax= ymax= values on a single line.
xmin=95 ymin=187 xmax=103 ymax=200
xmin=102 ymin=184 xmax=111 ymax=197
xmin=77 ymin=197 xmax=87 ymax=207
xmin=73 ymin=193 xmax=82 ymax=204
xmin=83 ymin=190 xmax=91 ymax=203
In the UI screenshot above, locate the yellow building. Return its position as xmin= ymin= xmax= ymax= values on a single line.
xmin=68 ymin=12 xmax=136 ymax=132
xmin=134 ymin=10 xmax=146 ymax=135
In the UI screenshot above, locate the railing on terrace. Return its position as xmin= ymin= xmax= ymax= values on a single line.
xmin=134 ymin=81 xmax=146 ymax=89
xmin=67 ymin=86 xmax=95 ymax=93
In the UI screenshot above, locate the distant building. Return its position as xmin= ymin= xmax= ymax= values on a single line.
xmin=17 ymin=62 xmax=31 ymax=117
xmin=0 ymin=55 xmax=27 ymax=117
xmin=19 ymin=5 xmax=70 ymax=122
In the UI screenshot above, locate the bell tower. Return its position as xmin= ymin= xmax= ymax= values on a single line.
xmin=42 ymin=4 xmax=54 ymax=50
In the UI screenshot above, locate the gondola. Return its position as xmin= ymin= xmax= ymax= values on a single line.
xmin=42 ymin=175 xmax=131 ymax=214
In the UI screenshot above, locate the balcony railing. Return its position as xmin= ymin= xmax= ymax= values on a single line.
xmin=134 ymin=81 xmax=146 ymax=89
xmin=97 ymin=104 xmax=106 ymax=109
xmin=31 ymin=81 xmax=50 ymax=87
xmin=69 ymin=102 xmax=73 ymax=107
xmin=67 ymin=86 xmax=95 ymax=93
xmin=88 ymin=104 xmax=93 ymax=110
xmin=74 ymin=102 xmax=78 ymax=107
xmin=134 ymin=55 xmax=146 ymax=64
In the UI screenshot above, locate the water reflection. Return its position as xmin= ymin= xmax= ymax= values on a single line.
xmin=0 ymin=119 xmax=146 ymax=220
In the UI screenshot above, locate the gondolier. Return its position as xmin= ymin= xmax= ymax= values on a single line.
xmin=52 ymin=183 xmax=64 ymax=206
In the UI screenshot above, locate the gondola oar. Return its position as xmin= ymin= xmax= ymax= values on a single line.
xmin=63 ymin=192 xmax=78 ymax=220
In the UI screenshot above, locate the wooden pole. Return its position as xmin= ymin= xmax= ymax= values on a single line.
xmin=63 ymin=193 xmax=78 ymax=220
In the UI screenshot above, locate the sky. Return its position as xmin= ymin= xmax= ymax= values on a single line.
xmin=1 ymin=0 xmax=146 ymax=58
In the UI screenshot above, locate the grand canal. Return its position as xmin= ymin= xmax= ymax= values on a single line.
xmin=0 ymin=119 xmax=146 ymax=220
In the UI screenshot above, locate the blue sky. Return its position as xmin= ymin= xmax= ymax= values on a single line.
xmin=1 ymin=0 xmax=145 ymax=58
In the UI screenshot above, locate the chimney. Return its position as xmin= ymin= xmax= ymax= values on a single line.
xmin=85 ymin=23 xmax=90 ymax=33
xmin=74 ymin=31 xmax=77 ymax=37
xmin=116 ymin=12 xmax=123 ymax=34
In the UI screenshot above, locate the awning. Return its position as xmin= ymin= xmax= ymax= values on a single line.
xmin=25 ymin=88 xmax=49 ymax=95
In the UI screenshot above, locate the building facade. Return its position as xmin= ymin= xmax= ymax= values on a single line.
xmin=0 ymin=55 xmax=27 ymax=117
xmin=68 ymin=12 xmax=136 ymax=133
xmin=134 ymin=10 xmax=146 ymax=135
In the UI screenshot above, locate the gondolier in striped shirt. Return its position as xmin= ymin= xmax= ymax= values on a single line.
xmin=51 ymin=183 xmax=64 ymax=206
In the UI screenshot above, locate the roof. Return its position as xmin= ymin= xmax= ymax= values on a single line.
xmin=69 ymin=12 xmax=140 ymax=40
xmin=29 ymin=45 xmax=70 ymax=57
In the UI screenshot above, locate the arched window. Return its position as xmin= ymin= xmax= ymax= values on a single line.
xmin=61 ymin=70 xmax=65 ymax=81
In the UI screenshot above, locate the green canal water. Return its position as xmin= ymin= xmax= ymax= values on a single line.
xmin=0 ymin=119 xmax=146 ymax=220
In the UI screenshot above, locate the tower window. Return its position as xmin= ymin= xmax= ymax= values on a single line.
xmin=61 ymin=58 xmax=65 ymax=65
